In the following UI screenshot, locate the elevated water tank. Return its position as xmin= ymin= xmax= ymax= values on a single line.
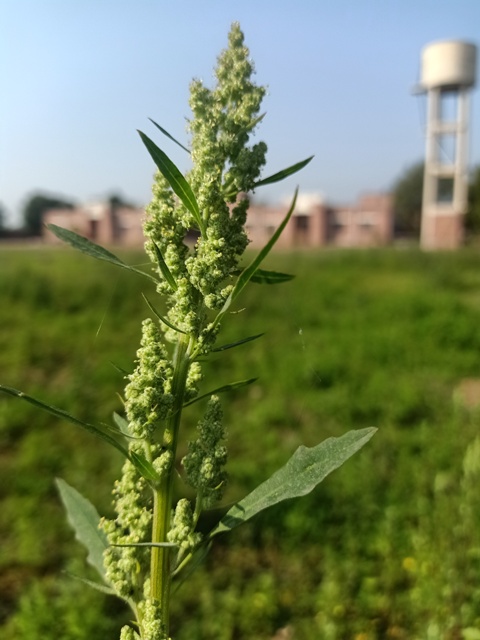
xmin=420 ymin=40 xmax=476 ymax=90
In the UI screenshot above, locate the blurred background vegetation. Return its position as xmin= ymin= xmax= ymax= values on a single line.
xmin=1 ymin=246 xmax=480 ymax=639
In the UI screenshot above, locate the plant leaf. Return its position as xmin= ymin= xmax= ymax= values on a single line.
xmin=112 ymin=542 xmax=177 ymax=548
xmin=138 ymin=131 xmax=205 ymax=235
xmin=130 ymin=452 xmax=162 ymax=485
xmin=183 ymin=378 xmax=258 ymax=407
xmin=212 ymin=333 xmax=264 ymax=352
xmin=152 ymin=242 xmax=178 ymax=291
xmin=210 ymin=427 xmax=377 ymax=538
xmin=110 ymin=361 xmax=131 ymax=376
xmin=149 ymin=118 xmax=191 ymax=154
xmin=250 ymin=269 xmax=295 ymax=285
xmin=64 ymin=572 xmax=117 ymax=596
xmin=142 ymin=293 xmax=186 ymax=335
xmin=219 ymin=189 xmax=298 ymax=319
xmin=254 ymin=156 xmax=314 ymax=188
xmin=231 ymin=269 xmax=294 ymax=285
xmin=56 ymin=478 xmax=108 ymax=580
xmin=0 ymin=385 xmax=158 ymax=484
xmin=45 ymin=224 xmax=157 ymax=283
xmin=0 ymin=384 xmax=130 ymax=458
xmin=113 ymin=412 xmax=131 ymax=437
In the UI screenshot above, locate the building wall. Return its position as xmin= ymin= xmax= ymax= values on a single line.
xmin=246 ymin=193 xmax=392 ymax=249
xmin=44 ymin=203 xmax=145 ymax=246
xmin=43 ymin=193 xmax=393 ymax=249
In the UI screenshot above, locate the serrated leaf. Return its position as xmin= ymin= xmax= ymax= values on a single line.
xmin=56 ymin=479 xmax=108 ymax=580
xmin=152 ymin=242 xmax=178 ymax=291
xmin=254 ymin=156 xmax=314 ymax=188
xmin=0 ymin=384 xmax=130 ymax=459
xmin=149 ymin=118 xmax=190 ymax=154
xmin=210 ymin=427 xmax=377 ymax=538
xmin=183 ymin=378 xmax=258 ymax=408
xmin=138 ymin=131 xmax=205 ymax=235
xmin=212 ymin=333 xmax=264 ymax=352
xmin=45 ymin=224 xmax=157 ymax=282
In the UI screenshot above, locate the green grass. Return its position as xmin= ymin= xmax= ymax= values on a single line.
xmin=1 ymin=246 xmax=480 ymax=639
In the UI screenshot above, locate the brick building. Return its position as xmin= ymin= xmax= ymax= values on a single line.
xmin=43 ymin=201 xmax=145 ymax=246
xmin=246 ymin=192 xmax=393 ymax=249
xmin=43 ymin=192 xmax=393 ymax=249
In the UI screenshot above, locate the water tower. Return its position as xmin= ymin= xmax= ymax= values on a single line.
xmin=418 ymin=40 xmax=476 ymax=249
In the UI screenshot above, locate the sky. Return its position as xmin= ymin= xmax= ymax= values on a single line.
xmin=1 ymin=0 xmax=480 ymax=227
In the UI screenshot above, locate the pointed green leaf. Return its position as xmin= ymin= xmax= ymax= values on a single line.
xmin=130 ymin=451 xmax=161 ymax=485
xmin=45 ymin=224 xmax=157 ymax=283
xmin=231 ymin=269 xmax=294 ymax=285
xmin=56 ymin=479 xmax=108 ymax=580
xmin=172 ymin=541 xmax=212 ymax=585
xmin=142 ymin=293 xmax=187 ymax=335
xmin=218 ymin=189 xmax=298 ymax=320
xmin=254 ymin=156 xmax=314 ymax=188
xmin=210 ymin=427 xmax=377 ymax=538
xmin=138 ymin=131 xmax=205 ymax=235
xmin=212 ymin=333 xmax=264 ymax=353
xmin=152 ymin=242 xmax=178 ymax=291
xmin=149 ymin=118 xmax=191 ymax=154
xmin=110 ymin=361 xmax=131 ymax=376
xmin=112 ymin=542 xmax=177 ymax=548
xmin=0 ymin=384 xmax=130 ymax=458
xmin=113 ymin=412 xmax=131 ymax=437
xmin=64 ymin=572 xmax=117 ymax=596
xmin=250 ymin=269 xmax=295 ymax=285
xmin=183 ymin=378 xmax=258 ymax=408
xmin=249 ymin=112 xmax=266 ymax=130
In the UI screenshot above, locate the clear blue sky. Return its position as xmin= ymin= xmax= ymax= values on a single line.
xmin=1 ymin=0 xmax=480 ymax=226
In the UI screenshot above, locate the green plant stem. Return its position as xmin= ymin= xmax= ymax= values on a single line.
xmin=150 ymin=335 xmax=193 ymax=631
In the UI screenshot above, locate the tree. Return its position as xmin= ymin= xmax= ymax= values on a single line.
xmin=465 ymin=165 xmax=480 ymax=236
xmin=22 ymin=193 xmax=74 ymax=236
xmin=392 ymin=161 xmax=424 ymax=236
xmin=107 ymin=192 xmax=137 ymax=210
xmin=0 ymin=203 xmax=5 ymax=231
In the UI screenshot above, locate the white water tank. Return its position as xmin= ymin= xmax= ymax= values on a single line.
xmin=421 ymin=40 xmax=476 ymax=90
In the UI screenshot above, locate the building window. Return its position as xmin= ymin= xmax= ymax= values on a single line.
xmin=295 ymin=215 xmax=310 ymax=231
xmin=437 ymin=177 xmax=454 ymax=204
xmin=89 ymin=219 xmax=99 ymax=240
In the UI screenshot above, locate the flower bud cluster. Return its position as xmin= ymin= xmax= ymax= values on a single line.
xmin=120 ymin=625 xmax=139 ymax=640
xmin=101 ymin=457 xmax=152 ymax=599
xmin=143 ymin=21 xmax=267 ymax=329
xmin=182 ymin=395 xmax=227 ymax=508
xmin=125 ymin=319 xmax=174 ymax=439
xmin=167 ymin=498 xmax=202 ymax=554
xmin=139 ymin=598 xmax=168 ymax=640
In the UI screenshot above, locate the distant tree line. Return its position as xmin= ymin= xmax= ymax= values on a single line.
xmin=392 ymin=161 xmax=480 ymax=238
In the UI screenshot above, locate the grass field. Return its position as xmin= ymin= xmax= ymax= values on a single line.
xmin=1 ymin=245 xmax=480 ymax=639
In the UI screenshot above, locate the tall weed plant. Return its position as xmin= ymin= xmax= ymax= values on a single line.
xmin=0 ymin=24 xmax=374 ymax=639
